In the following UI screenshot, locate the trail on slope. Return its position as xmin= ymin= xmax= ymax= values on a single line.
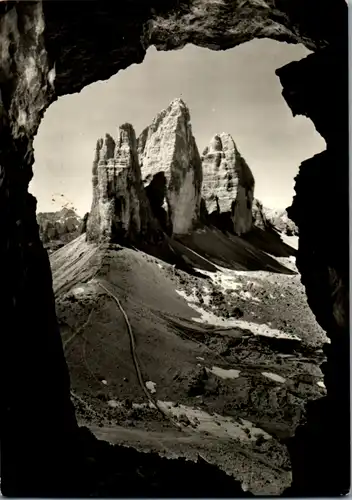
xmin=95 ymin=279 xmax=183 ymax=431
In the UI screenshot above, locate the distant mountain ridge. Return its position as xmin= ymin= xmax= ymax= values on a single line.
xmin=37 ymin=207 xmax=83 ymax=253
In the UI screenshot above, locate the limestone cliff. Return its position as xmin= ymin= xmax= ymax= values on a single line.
xmin=265 ymin=207 xmax=298 ymax=236
xmin=201 ymin=133 xmax=254 ymax=235
xmin=86 ymin=125 xmax=161 ymax=245
xmin=252 ymin=198 xmax=298 ymax=236
xmin=137 ymin=98 xmax=202 ymax=235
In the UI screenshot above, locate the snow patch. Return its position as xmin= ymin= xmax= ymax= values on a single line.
xmin=176 ymin=289 xmax=190 ymax=300
xmin=107 ymin=399 xmax=120 ymax=408
xmin=237 ymin=290 xmax=261 ymax=303
xmin=157 ymin=401 xmax=272 ymax=443
xmin=262 ymin=372 xmax=286 ymax=383
xmin=317 ymin=381 xmax=326 ymax=389
xmin=187 ymin=301 xmax=300 ymax=341
xmin=280 ymin=234 xmax=298 ymax=250
xmin=206 ymin=366 xmax=241 ymax=380
xmin=203 ymin=286 xmax=211 ymax=305
xmin=146 ymin=381 xmax=157 ymax=394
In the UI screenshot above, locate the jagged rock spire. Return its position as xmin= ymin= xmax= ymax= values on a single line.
xmin=137 ymin=98 xmax=202 ymax=235
xmin=86 ymin=124 xmax=161 ymax=244
xmin=201 ymin=132 xmax=255 ymax=235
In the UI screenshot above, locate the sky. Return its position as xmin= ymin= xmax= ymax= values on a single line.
xmin=30 ymin=39 xmax=325 ymax=217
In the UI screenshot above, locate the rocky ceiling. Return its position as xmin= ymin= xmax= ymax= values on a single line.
xmin=0 ymin=0 xmax=349 ymax=497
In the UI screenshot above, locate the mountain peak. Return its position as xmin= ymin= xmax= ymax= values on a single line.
xmin=201 ymin=132 xmax=254 ymax=235
xmin=168 ymin=97 xmax=187 ymax=109
xmin=137 ymin=98 xmax=201 ymax=235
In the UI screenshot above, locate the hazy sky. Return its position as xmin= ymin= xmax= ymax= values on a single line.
xmin=31 ymin=39 xmax=325 ymax=216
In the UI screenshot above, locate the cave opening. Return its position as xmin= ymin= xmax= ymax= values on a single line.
xmin=27 ymin=38 xmax=329 ymax=497
xmin=31 ymin=39 xmax=325 ymax=218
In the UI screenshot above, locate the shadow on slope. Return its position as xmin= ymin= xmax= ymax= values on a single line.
xmin=3 ymin=423 xmax=249 ymax=498
xmin=242 ymin=226 xmax=297 ymax=258
xmin=174 ymin=226 xmax=296 ymax=275
xmin=80 ymin=426 xmax=251 ymax=498
xmin=51 ymin=223 xmax=296 ymax=288
xmin=73 ymin=426 xmax=251 ymax=498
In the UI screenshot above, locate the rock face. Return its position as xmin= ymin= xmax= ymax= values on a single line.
xmin=137 ymin=98 xmax=202 ymax=235
xmin=37 ymin=208 xmax=82 ymax=252
xmin=201 ymin=133 xmax=255 ymax=235
xmin=252 ymin=199 xmax=268 ymax=230
xmin=266 ymin=208 xmax=298 ymax=236
xmin=252 ymin=199 xmax=298 ymax=236
xmin=276 ymin=48 xmax=349 ymax=497
xmin=80 ymin=212 xmax=89 ymax=235
xmin=86 ymin=124 xmax=161 ymax=245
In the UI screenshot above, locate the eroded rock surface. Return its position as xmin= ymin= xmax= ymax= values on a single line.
xmin=138 ymin=98 xmax=202 ymax=235
xmin=252 ymin=199 xmax=268 ymax=230
xmin=252 ymin=199 xmax=298 ymax=236
xmin=87 ymin=125 xmax=161 ymax=245
xmin=201 ymin=133 xmax=254 ymax=235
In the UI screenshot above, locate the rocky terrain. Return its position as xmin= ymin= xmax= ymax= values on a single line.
xmin=37 ymin=207 xmax=83 ymax=253
xmin=46 ymin=98 xmax=329 ymax=496
xmin=52 ymin=232 xmax=326 ymax=496
xmin=252 ymin=199 xmax=298 ymax=236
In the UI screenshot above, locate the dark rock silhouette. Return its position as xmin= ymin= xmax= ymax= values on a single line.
xmin=81 ymin=212 xmax=89 ymax=234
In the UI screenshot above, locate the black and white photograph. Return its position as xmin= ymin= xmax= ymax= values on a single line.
xmin=0 ymin=0 xmax=349 ymax=497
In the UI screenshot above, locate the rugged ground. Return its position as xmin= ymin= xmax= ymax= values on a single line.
xmin=52 ymin=229 xmax=327 ymax=496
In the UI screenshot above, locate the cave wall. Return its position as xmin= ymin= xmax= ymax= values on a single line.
xmin=0 ymin=0 xmax=349 ymax=496
xmin=276 ymin=44 xmax=350 ymax=495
